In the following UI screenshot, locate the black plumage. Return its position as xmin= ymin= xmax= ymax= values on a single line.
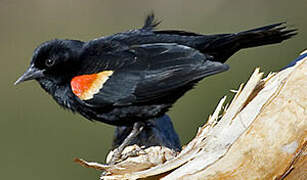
xmin=112 ymin=115 xmax=181 ymax=152
xmin=15 ymin=14 xmax=296 ymax=125
xmin=15 ymin=14 xmax=296 ymax=162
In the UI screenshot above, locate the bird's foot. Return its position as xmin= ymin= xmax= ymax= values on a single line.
xmin=121 ymin=145 xmax=147 ymax=161
xmin=108 ymin=122 xmax=145 ymax=164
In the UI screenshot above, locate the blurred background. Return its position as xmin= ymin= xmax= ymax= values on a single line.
xmin=1 ymin=0 xmax=306 ymax=179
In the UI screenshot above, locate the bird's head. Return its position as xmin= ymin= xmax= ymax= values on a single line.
xmin=15 ymin=39 xmax=83 ymax=87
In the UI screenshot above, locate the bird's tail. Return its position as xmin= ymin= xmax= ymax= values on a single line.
xmin=202 ymin=23 xmax=297 ymax=63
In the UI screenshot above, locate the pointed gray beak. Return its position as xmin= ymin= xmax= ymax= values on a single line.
xmin=14 ymin=65 xmax=44 ymax=85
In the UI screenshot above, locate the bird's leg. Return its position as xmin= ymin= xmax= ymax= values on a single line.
xmin=109 ymin=121 xmax=145 ymax=164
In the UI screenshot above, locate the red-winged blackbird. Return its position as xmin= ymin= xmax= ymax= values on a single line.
xmin=15 ymin=14 xmax=296 ymax=162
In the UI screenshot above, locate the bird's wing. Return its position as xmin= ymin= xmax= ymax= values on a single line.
xmin=71 ymin=43 xmax=229 ymax=107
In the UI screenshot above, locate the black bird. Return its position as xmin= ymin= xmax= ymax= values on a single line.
xmin=15 ymin=14 xmax=296 ymax=162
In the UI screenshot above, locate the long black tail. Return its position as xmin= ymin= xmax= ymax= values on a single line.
xmin=202 ymin=23 xmax=297 ymax=63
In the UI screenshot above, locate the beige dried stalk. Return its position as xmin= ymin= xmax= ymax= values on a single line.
xmin=76 ymin=51 xmax=307 ymax=180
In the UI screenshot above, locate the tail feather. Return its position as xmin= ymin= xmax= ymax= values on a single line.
xmin=236 ymin=22 xmax=297 ymax=48
xmin=202 ymin=23 xmax=297 ymax=63
xmin=241 ymin=22 xmax=285 ymax=33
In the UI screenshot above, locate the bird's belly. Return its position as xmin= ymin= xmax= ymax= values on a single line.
xmin=78 ymin=103 xmax=171 ymax=126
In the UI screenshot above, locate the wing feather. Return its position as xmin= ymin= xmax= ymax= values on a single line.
xmin=77 ymin=43 xmax=229 ymax=107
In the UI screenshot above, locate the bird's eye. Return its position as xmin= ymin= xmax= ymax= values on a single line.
xmin=45 ymin=59 xmax=55 ymax=67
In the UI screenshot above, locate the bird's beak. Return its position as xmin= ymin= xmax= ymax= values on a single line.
xmin=14 ymin=65 xmax=44 ymax=85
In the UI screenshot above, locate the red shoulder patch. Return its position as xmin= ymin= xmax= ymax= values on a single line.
xmin=71 ymin=71 xmax=113 ymax=100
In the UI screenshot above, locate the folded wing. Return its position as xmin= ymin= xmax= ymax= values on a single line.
xmin=74 ymin=43 xmax=229 ymax=107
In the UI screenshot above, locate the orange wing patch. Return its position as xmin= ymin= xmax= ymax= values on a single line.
xmin=71 ymin=71 xmax=114 ymax=100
